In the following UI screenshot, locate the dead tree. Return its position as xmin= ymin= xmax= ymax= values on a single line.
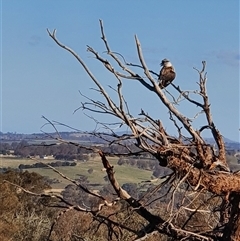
xmin=7 ymin=20 xmax=239 ymax=241
xmin=45 ymin=20 xmax=240 ymax=241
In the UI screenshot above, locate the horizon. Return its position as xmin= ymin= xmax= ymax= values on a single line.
xmin=1 ymin=130 xmax=239 ymax=144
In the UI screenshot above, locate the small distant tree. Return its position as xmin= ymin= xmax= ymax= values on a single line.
xmin=88 ymin=168 xmax=93 ymax=174
xmin=117 ymin=157 xmax=126 ymax=165
xmin=4 ymin=20 xmax=239 ymax=240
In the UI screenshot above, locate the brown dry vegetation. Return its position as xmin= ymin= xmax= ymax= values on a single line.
xmin=0 ymin=170 xmax=54 ymax=240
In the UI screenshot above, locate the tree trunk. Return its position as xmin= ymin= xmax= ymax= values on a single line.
xmin=222 ymin=194 xmax=240 ymax=241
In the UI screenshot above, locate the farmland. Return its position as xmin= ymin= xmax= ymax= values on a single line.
xmin=0 ymin=155 xmax=155 ymax=190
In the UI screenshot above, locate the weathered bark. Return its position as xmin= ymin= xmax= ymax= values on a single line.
xmin=221 ymin=194 xmax=240 ymax=241
xmin=167 ymin=157 xmax=240 ymax=194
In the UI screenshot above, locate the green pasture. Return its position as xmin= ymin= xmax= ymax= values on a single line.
xmin=0 ymin=156 xmax=153 ymax=189
xmin=0 ymin=156 xmax=48 ymax=167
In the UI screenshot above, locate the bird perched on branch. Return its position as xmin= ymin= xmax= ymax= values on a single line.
xmin=158 ymin=59 xmax=176 ymax=88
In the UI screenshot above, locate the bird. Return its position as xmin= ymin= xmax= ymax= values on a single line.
xmin=158 ymin=59 xmax=176 ymax=89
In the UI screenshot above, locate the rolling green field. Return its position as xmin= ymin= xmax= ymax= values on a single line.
xmin=0 ymin=156 xmax=154 ymax=189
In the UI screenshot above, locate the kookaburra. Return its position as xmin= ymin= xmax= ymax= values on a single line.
xmin=158 ymin=59 xmax=176 ymax=88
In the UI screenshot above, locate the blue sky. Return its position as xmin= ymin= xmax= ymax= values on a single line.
xmin=1 ymin=1 xmax=239 ymax=142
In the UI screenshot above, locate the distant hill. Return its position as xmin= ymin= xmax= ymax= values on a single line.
xmin=204 ymin=136 xmax=239 ymax=144
xmin=204 ymin=136 xmax=240 ymax=151
xmin=1 ymin=131 xmax=239 ymax=150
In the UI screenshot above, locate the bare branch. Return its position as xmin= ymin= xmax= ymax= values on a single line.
xmin=44 ymin=20 xmax=240 ymax=240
